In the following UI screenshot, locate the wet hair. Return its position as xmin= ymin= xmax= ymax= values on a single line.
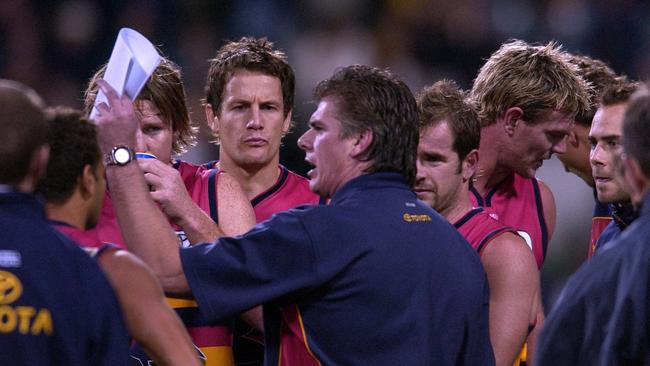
xmin=0 ymin=79 xmax=46 ymax=185
xmin=471 ymin=40 xmax=590 ymax=127
xmin=417 ymin=80 xmax=480 ymax=164
xmin=84 ymin=57 xmax=197 ymax=154
xmin=36 ymin=107 xmax=100 ymax=204
xmin=313 ymin=65 xmax=419 ymax=186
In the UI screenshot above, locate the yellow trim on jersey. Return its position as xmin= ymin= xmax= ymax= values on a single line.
xmin=296 ymin=304 xmax=322 ymax=366
xmin=201 ymin=346 xmax=234 ymax=366
xmin=513 ymin=342 xmax=527 ymax=366
xmin=592 ymin=216 xmax=612 ymax=220
xmin=166 ymin=297 xmax=198 ymax=308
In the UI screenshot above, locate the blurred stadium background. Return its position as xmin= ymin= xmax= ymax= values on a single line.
xmin=2 ymin=0 xmax=649 ymax=309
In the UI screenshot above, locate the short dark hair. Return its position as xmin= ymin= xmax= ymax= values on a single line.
xmin=623 ymin=88 xmax=650 ymax=178
xmin=417 ymin=80 xmax=480 ymax=162
xmin=568 ymin=54 xmax=619 ymax=126
xmin=84 ymin=57 xmax=197 ymax=154
xmin=313 ymin=65 xmax=419 ymax=186
xmin=204 ymin=37 xmax=295 ymax=119
xmin=35 ymin=107 xmax=101 ymax=204
xmin=0 ymin=79 xmax=46 ymax=185
xmin=600 ymin=78 xmax=641 ymax=106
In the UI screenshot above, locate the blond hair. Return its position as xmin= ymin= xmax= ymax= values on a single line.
xmin=84 ymin=57 xmax=198 ymax=155
xmin=470 ymin=40 xmax=590 ymax=127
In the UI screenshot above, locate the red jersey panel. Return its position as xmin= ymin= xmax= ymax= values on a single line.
xmin=469 ymin=173 xmax=548 ymax=269
xmin=454 ymin=207 xmax=518 ymax=254
xmin=89 ymin=160 xmax=233 ymax=366
xmin=202 ymin=162 xmax=322 ymax=224
xmin=52 ymin=221 xmax=104 ymax=248
xmin=279 ymin=304 xmax=322 ymax=366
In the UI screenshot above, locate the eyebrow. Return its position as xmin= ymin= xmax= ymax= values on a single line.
xmin=420 ymin=151 xmax=447 ymax=161
xmin=589 ymin=134 xmax=621 ymax=141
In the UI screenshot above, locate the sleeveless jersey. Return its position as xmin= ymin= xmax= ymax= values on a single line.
xmin=469 ymin=173 xmax=548 ymax=268
xmin=203 ymin=161 xmax=322 ymax=366
xmin=89 ymin=160 xmax=233 ymax=366
xmin=453 ymin=208 xmax=533 ymax=366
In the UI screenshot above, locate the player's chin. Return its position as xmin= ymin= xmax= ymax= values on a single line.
xmin=415 ymin=192 xmax=433 ymax=205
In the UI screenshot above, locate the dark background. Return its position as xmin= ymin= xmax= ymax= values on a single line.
xmin=2 ymin=0 xmax=649 ymax=309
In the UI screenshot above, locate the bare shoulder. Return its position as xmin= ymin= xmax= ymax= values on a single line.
xmin=481 ymin=231 xmax=538 ymax=274
xmin=96 ymin=247 xmax=156 ymax=282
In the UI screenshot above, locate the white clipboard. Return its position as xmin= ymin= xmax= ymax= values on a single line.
xmin=89 ymin=28 xmax=161 ymax=120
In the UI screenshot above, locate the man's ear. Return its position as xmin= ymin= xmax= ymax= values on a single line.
xmin=566 ymin=128 xmax=579 ymax=146
xmin=79 ymin=164 xmax=96 ymax=200
xmin=462 ymin=149 xmax=479 ymax=182
xmin=204 ymin=104 xmax=219 ymax=133
xmin=281 ymin=110 xmax=293 ymax=136
xmin=502 ymin=107 xmax=524 ymax=136
xmin=32 ymin=145 xmax=50 ymax=181
xmin=350 ymin=129 xmax=373 ymax=159
xmin=21 ymin=144 xmax=50 ymax=192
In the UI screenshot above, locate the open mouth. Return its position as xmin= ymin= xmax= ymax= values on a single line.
xmin=304 ymin=159 xmax=316 ymax=177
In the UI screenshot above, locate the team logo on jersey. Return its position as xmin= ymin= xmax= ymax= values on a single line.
xmin=488 ymin=213 xmax=499 ymax=221
xmin=0 ymin=270 xmax=53 ymax=336
xmin=0 ymin=271 xmax=22 ymax=305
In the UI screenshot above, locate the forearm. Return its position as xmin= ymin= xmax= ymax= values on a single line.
xmin=525 ymin=297 xmax=545 ymax=366
xmin=489 ymin=303 xmax=530 ymax=366
xmin=106 ymin=164 xmax=187 ymax=292
xmin=99 ymin=250 xmax=199 ymax=365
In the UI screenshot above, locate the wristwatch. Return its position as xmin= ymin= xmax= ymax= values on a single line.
xmin=104 ymin=146 xmax=136 ymax=166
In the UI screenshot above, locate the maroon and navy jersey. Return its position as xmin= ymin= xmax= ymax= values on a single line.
xmin=89 ymin=160 xmax=233 ymax=366
xmin=454 ymin=207 xmax=519 ymax=254
xmin=201 ymin=162 xmax=322 ymax=223
xmin=454 ymin=208 xmax=533 ymax=366
xmin=469 ymin=173 xmax=549 ymax=268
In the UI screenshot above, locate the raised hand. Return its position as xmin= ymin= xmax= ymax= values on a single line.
xmin=93 ymin=79 xmax=138 ymax=155
xmin=138 ymin=158 xmax=193 ymax=223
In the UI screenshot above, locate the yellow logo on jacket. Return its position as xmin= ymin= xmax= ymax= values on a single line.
xmin=0 ymin=270 xmax=53 ymax=336
xmin=403 ymin=213 xmax=432 ymax=222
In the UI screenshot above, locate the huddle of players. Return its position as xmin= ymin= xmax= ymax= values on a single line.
xmin=1 ymin=34 xmax=645 ymax=365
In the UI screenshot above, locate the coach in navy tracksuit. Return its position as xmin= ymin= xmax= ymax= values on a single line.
xmin=0 ymin=80 xmax=129 ymax=365
xmin=96 ymin=66 xmax=494 ymax=365
xmin=536 ymin=88 xmax=650 ymax=365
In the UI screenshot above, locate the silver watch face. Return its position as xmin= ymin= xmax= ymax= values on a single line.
xmin=113 ymin=147 xmax=132 ymax=164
